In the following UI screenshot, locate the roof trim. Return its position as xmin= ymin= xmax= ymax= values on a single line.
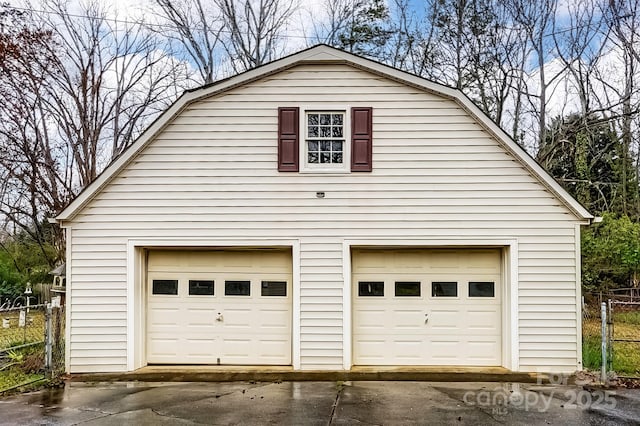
xmin=56 ymin=44 xmax=593 ymax=222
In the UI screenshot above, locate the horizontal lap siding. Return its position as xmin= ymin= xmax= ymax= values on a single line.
xmin=68 ymin=64 xmax=580 ymax=372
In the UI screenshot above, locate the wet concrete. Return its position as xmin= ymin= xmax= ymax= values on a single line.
xmin=69 ymin=365 xmax=542 ymax=384
xmin=1 ymin=381 xmax=639 ymax=425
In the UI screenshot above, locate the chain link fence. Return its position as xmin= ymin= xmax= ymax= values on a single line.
xmin=583 ymin=291 xmax=640 ymax=383
xmin=582 ymin=295 xmax=603 ymax=372
xmin=0 ymin=301 xmax=65 ymax=393
xmin=608 ymin=299 xmax=640 ymax=379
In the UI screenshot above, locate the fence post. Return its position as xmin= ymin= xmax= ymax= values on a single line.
xmin=44 ymin=303 xmax=53 ymax=378
xmin=601 ymin=302 xmax=607 ymax=384
xmin=607 ymin=299 xmax=613 ymax=371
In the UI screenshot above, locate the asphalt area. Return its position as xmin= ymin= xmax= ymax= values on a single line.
xmin=1 ymin=381 xmax=640 ymax=425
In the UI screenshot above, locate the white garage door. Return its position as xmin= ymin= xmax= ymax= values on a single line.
xmin=353 ymin=248 xmax=502 ymax=366
xmin=147 ymin=249 xmax=292 ymax=365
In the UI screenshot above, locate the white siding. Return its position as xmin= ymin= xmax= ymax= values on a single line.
xmin=67 ymin=64 xmax=581 ymax=373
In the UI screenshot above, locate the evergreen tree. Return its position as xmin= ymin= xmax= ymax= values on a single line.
xmin=537 ymin=114 xmax=639 ymax=219
xmin=336 ymin=0 xmax=392 ymax=58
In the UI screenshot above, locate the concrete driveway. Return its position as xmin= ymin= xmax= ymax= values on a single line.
xmin=1 ymin=381 xmax=639 ymax=425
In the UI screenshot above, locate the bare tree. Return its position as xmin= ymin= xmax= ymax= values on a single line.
xmin=215 ymin=0 xmax=297 ymax=72
xmin=151 ymin=0 xmax=225 ymax=84
xmin=384 ymin=0 xmax=418 ymax=70
xmin=0 ymin=5 xmax=67 ymax=262
xmin=0 ymin=0 xmax=185 ymax=260
xmin=309 ymin=0 xmax=353 ymax=46
xmin=406 ymin=1 xmax=440 ymax=79
xmin=37 ymin=0 xmax=181 ymax=187
xmin=599 ymin=0 xmax=640 ymax=216
xmin=552 ymin=0 xmax=608 ymax=116
xmin=507 ymin=0 xmax=566 ymax=150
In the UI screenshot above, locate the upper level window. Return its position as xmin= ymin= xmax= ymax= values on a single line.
xmin=277 ymin=106 xmax=372 ymax=173
xmin=304 ymin=111 xmax=346 ymax=171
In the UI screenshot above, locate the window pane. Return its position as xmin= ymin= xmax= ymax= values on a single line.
xmin=308 ymin=152 xmax=319 ymax=163
xmin=332 ymin=152 xmax=343 ymax=163
xmin=321 ymin=126 xmax=331 ymax=137
xmin=432 ymin=282 xmax=457 ymax=297
xmin=469 ymin=282 xmax=495 ymax=297
xmin=332 ymin=141 xmax=343 ymax=151
xmin=308 ymin=127 xmax=319 ymax=137
xmin=320 ymin=152 xmax=331 ymax=163
xmin=152 ymin=279 xmax=178 ymax=295
xmin=308 ymin=114 xmax=319 ymax=125
xmin=189 ymin=280 xmax=214 ymax=296
xmin=261 ymin=281 xmax=287 ymax=296
xmin=332 ymin=114 xmax=343 ymax=125
xmin=332 ymin=127 xmax=343 ymax=137
xmin=320 ymin=141 xmax=331 ymax=151
xmin=320 ymin=114 xmax=330 ymax=125
xmin=359 ymin=281 xmax=384 ymax=296
xmin=395 ymin=282 xmax=421 ymax=297
xmin=308 ymin=141 xmax=318 ymax=151
xmin=225 ymin=280 xmax=250 ymax=296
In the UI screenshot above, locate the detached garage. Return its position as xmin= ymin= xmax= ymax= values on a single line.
xmin=55 ymin=45 xmax=592 ymax=374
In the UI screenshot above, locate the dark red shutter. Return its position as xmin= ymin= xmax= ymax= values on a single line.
xmin=351 ymin=107 xmax=373 ymax=172
xmin=278 ymin=107 xmax=299 ymax=171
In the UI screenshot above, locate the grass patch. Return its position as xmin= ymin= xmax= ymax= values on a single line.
xmin=582 ymin=334 xmax=601 ymax=370
xmin=0 ymin=310 xmax=45 ymax=350
xmin=0 ymin=367 xmax=43 ymax=393
xmin=616 ymin=311 xmax=640 ymax=326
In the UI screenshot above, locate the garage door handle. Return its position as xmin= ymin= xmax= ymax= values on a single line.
xmin=424 ymin=313 xmax=429 ymax=324
xmin=216 ymin=313 xmax=224 ymax=322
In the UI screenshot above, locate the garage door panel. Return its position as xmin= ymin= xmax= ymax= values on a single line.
xmin=428 ymin=309 xmax=461 ymax=331
xmin=148 ymin=307 xmax=180 ymax=326
xmin=393 ymin=310 xmax=424 ymax=330
xmin=394 ymin=339 xmax=423 ymax=361
xmin=185 ymin=309 xmax=217 ymax=327
xmin=184 ymin=338 xmax=217 ymax=358
xmin=147 ymin=249 xmax=292 ymax=365
xmin=354 ymin=339 xmax=387 ymax=363
xmin=147 ymin=337 xmax=179 ymax=357
xmin=222 ymin=308 xmax=252 ymax=328
xmin=467 ymin=339 xmax=501 ymax=362
xmin=354 ymin=309 xmax=386 ymax=330
xmin=430 ymin=339 xmax=461 ymax=363
xmin=429 ymin=251 xmax=461 ymax=270
xmin=220 ymin=337 xmax=290 ymax=365
xmin=259 ymin=310 xmax=291 ymax=329
xmin=467 ymin=310 xmax=501 ymax=332
xmin=353 ymin=248 xmax=502 ymax=367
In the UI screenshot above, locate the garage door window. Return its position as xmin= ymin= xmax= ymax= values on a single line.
xmin=431 ymin=282 xmax=457 ymax=297
xmin=395 ymin=281 xmax=421 ymax=297
xmin=469 ymin=282 xmax=495 ymax=297
xmin=358 ymin=281 xmax=384 ymax=296
xmin=152 ymin=279 xmax=178 ymax=295
xmin=261 ymin=281 xmax=287 ymax=296
xmin=189 ymin=280 xmax=214 ymax=296
xmin=225 ymin=280 xmax=251 ymax=296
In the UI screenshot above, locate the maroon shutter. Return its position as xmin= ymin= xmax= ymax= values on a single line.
xmin=351 ymin=107 xmax=373 ymax=172
xmin=278 ymin=107 xmax=299 ymax=171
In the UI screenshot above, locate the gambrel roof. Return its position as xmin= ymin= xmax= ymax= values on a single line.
xmin=56 ymin=44 xmax=592 ymax=222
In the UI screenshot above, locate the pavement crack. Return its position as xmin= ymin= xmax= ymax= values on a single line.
xmin=431 ymin=386 xmax=507 ymax=425
xmin=70 ymin=410 xmax=117 ymax=425
xmin=328 ymin=381 xmax=345 ymax=426
xmin=151 ymin=407 xmax=182 ymax=419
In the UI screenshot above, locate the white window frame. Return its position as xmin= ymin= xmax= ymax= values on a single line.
xmin=299 ymin=106 xmax=351 ymax=173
